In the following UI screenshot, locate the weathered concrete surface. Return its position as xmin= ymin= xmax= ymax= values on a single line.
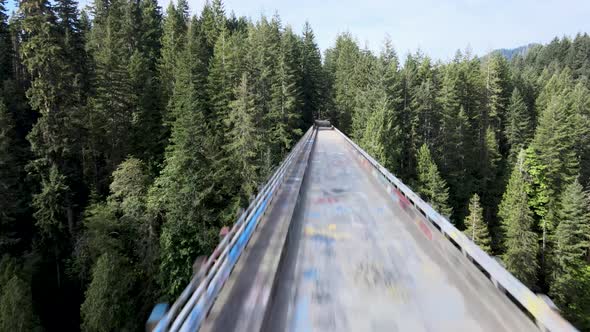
xmin=199 ymin=131 xmax=315 ymax=332
xmin=263 ymin=129 xmax=537 ymax=332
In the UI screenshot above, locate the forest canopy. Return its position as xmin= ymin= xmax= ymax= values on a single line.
xmin=0 ymin=0 xmax=590 ymax=330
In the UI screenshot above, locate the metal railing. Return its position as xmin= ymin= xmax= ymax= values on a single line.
xmin=152 ymin=126 xmax=317 ymax=332
xmin=334 ymin=127 xmax=577 ymax=332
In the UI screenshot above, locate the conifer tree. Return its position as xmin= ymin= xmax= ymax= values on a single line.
xmin=484 ymin=53 xmax=511 ymax=138
xmin=550 ymin=179 xmax=590 ymax=327
xmin=151 ymin=20 xmax=217 ymax=297
xmin=159 ymin=0 xmax=188 ymax=116
xmin=527 ymin=93 xmax=579 ymax=264
xmin=300 ymin=21 xmax=323 ymax=127
xmin=499 ymin=151 xmax=538 ymax=288
xmin=200 ymin=0 xmax=226 ymax=59
xmin=416 ymin=144 xmax=453 ymax=219
xmin=269 ymin=26 xmax=302 ymax=158
xmin=464 ymin=194 xmax=492 ymax=254
xmin=411 ymin=79 xmax=439 ymax=151
xmin=0 ymin=267 xmax=38 ymax=331
xmin=0 ymin=0 xmax=11 ymax=84
xmin=81 ymin=253 xmax=137 ymax=332
xmin=0 ymin=101 xmax=22 ymax=251
xmin=505 ymin=88 xmax=533 ymax=163
xmin=224 ymin=73 xmax=261 ymax=209
xmin=325 ymin=33 xmax=360 ymax=133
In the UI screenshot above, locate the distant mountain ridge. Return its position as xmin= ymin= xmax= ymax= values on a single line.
xmin=490 ymin=43 xmax=539 ymax=60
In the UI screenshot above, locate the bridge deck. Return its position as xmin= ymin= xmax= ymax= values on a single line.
xmin=204 ymin=129 xmax=538 ymax=332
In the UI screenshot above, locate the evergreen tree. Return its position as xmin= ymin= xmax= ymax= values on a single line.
xmin=0 ymin=101 xmax=22 ymax=252
xmin=484 ymin=52 xmax=511 ymax=138
xmin=527 ymin=92 xmax=579 ymax=265
xmin=150 ymin=20 xmax=217 ymax=297
xmin=437 ymin=62 xmax=477 ymax=220
xmin=324 ymin=33 xmax=360 ymax=133
xmin=463 ymin=194 xmax=492 ymax=254
xmin=0 ymin=272 xmax=38 ymax=331
xmin=505 ymin=88 xmax=534 ymax=163
xmin=0 ymin=0 xmax=11 ymax=83
xmin=550 ymin=179 xmax=590 ymax=328
xmin=159 ymin=0 xmax=188 ymax=118
xmin=300 ymin=21 xmax=323 ymax=127
xmin=498 ymin=151 xmax=539 ymax=288
xmin=200 ymin=0 xmax=226 ymax=59
xmin=361 ymin=94 xmax=393 ymax=166
xmin=224 ymin=73 xmax=261 ymax=209
xmin=411 ymin=78 xmax=440 ymax=152
xmin=269 ymin=25 xmax=302 ymax=158
xmin=416 ymin=144 xmax=453 ymax=219
xmin=21 ymin=0 xmax=83 ymax=291
xmin=80 ymin=253 xmax=137 ymax=332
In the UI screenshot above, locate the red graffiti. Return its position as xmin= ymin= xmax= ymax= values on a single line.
xmin=313 ymin=197 xmax=338 ymax=205
xmin=395 ymin=189 xmax=411 ymax=209
xmin=417 ymin=219 xmax=433 ymax=240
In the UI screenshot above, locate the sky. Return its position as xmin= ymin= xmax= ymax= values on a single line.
xmin=7 ymin=0 xmax=590 ymax=61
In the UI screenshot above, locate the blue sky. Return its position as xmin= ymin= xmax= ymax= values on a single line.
xmin=7 ymin=0 xmax=590 ymax=60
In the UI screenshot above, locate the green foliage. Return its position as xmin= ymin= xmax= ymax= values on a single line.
xmin=225 ymin=73 xmax=262 ymax=206
xmin=300 ymin=22 xmax=323 ymax=126
xmin=505 ymin=88 xmax=533 ymax=163
xmin=81 ymin=253 xmax=137 ymax=332
xmin=324 ymin=33 xmax=360 ymax=133
xmin=498 ymin=151 xmax=539 ymax=288
xmin=463 ymin=194 xmax=492 ymax=254
xmin=0 ymin=274 xmax=38 ymax=331
xmin=550 ymin=179 xmax=590 ymax=328
xmin=0 ymin=101 xmax=22 ymax=251
xmin=0 ymin=256 xmax=39 ymax=331
xmin=159 ymin=0 xmax=188 ymax=111
xmin=32 ymin=165 xmax=70 ymax=241
xmin=6 ymin=0 xmax=590 ymax=328
xmin=416 ymin=144 xmax=453 ymax=219
xmin=151 ymin=19 xmax=216 ymax=297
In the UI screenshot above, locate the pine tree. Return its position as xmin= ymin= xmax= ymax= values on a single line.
xmin=0 ymin=0 xmax=11 ymax=84
xmin=300 ymin=21 xmax=323 ymax=127
xmin=437 ymin=62 xmax=477 ymax=220
xmin=21 ymin=0 xmax=83 ymax=287
xmin=86 ymin=0 xmax=138 ymax=192
xmin=151 ymin=20 xmax=217 ymax=297
xmin=207 ymin=28 xmax=244 ymax=137
xmin=0 ymin=101 xmax=22 ymax=251
xmin=463 ymin=194 xmax=492 ymax=254
xmin=549 ymin=179 xmax=590 ymax=327
xmin=269 ymin=25 xmax=302 ymax=159
xmin=361 ymin=94 xmax=393 ymax=166
xmin=131 ymin=0 xmax=164 ymax=167
xmin=159 ymin=0 xmax=188 ymax=117
xmin=0 ymin=273 xmax=38 ymax=331
xmin=527 ymin=92 xmax=579 ymax=265
xmin=416 ymin=144 xmax=453 ymax=219
xmin=498 ymin=151 xmax=538 ymax=288
xmin=81 ymin=253 xmax=137 ymax=332
xmin=224 ymin=73 xmax=261 ymax=208
xmin=505 ymin=88 xmax=534 ymax=163
xmin=484 ymin=52 xmax=511 ymax=138
xmin=200 ymin=0 xmax=226 ymax=59
xmin=411 ymin=79 xmax=440 ymax=151
xmin=325 ymin=33 xmax=360 ymax=133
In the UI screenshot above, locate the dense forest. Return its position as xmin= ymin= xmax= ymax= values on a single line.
xmin=0 ymin=0 xmax=589 ymax=330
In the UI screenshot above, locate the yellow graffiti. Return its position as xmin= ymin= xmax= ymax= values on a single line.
xmin=523 ymin=292 xmax=543 ymax=316
xmin=304 ymin=225 xmax=350 ymax=240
